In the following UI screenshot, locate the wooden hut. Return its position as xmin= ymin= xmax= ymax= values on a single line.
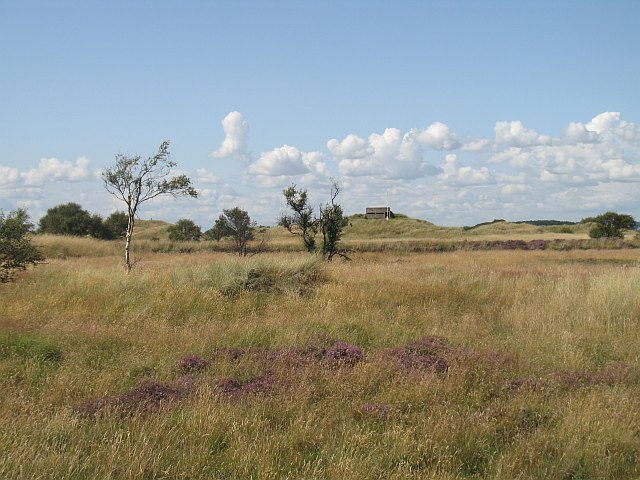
xmin=365 ymin=207 xmax=394 ymax=219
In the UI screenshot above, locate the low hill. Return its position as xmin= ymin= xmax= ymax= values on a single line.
xmin=342 ymin=215 xmax=590 ymax=241
xmin=132 ymin=220 xmax=172 ymax=240
xmin=344 ymin=215 xmax=456 ymax=239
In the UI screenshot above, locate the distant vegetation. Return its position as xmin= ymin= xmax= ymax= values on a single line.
xmin=514 ymin=219 xmax=578 ymax=226
xmin=465 ymin=219 xmax=581 ymax=230
xmin=463 ymin=219 xmax=507 ymax=230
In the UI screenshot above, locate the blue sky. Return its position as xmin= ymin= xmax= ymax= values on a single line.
xmin=1 ymin=0 xmax=639 ymax=227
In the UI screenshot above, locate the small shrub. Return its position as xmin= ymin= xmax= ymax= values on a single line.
xmin=323 ymin=341 xmax=364 ymax=367
xmin=80 ymin=379 xmax=187 ymax=416
xmin=175 ymin=355 xmax=209 ymax=374
xmin=386 ymin=336 xmax=451 ymax=373
xmin=213 ymin=371 xmax=280 ymax=398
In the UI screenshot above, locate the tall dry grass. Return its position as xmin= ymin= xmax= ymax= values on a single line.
xmin=1 ymin=247 xmax=639 ymax=478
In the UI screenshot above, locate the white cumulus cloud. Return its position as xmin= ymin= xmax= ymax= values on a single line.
xmin=0 ymin=165 xmax=20 ymax=185
xmin=562 ymin=122 xmax=599 ymax=144
xmin=210 ymin=111 xmax=250 ymax=162
xmin=586 ymin=111 xmax=620 ymax=134
xmin=196 ymin=168 xmax=222 ymax=184
xmin=417 ymin=122 xmax=461 ymax=150
xmin=248 ymin=145 xmax=310 ymax=176
xmin=462 ymin=138 xmax=491 ymax=152
xmin=494 ymin=121 xmax=552 ymax=147
xmin=438 ymin=154 xmax=494 ymax=186
xmin=333 ymin=128 xmax=437 ymax=179
xmin=21 ymin=156 xmax=91 ymax=186
xmin=327 ymin=134 xmax=373 ymax=159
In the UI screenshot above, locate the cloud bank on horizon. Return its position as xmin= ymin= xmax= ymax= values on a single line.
xmin=2 ymin=111 xmax=639 ymax=227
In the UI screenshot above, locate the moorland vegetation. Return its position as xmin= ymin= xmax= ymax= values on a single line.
xmin=1 ymin=211 xmax=639 ymax=478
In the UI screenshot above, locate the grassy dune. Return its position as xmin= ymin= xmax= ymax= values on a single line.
xmin=1 ymin=241 xmax=639 ymax=478
xmin=33 ymin=217 xmax=636 ymax=260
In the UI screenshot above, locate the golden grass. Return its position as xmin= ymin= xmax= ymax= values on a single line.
xmin=1 ymin=246 xmax=639 ymax=478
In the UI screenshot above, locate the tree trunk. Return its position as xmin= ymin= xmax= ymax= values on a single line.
xmin=124 ymin=215 xmax=135 ymax=273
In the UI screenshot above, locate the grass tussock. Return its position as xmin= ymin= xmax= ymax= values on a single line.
xmin=1 ymin=249 xmax=639 ymax=478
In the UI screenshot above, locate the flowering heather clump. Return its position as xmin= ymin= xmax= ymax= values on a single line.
xmin=242 ymin=371 xmax=279 ymax=395
xmin=528 ymin=239 xmax=547 ymax=250
xmin=356 ymin=403 xmax=391 ymax=420
xmin=387 ymin=336 xmax=452 ymax=373
xmin=267 ymin=335 xmax=336 ymax=369
xmin=214 ymin=377 xmax=244 ymax=396
xmin=554 ymin=362 xmax=631 ymax=390
xmin=323 ymin=341 xmax=364 ymax=367
xmin=213 ymin=371 xmax=280 ymax=398
xmin=176 ymin=355 xmax=209 ymax=374
xmin=80 ymin=379 xmax=186 ymax=416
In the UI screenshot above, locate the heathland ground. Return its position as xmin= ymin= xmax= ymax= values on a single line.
xmin=1 ymin=218 xmax=639 ymax=478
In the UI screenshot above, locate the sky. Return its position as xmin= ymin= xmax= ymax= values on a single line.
xmin=1 ymin=0 xmax=639 ymax=227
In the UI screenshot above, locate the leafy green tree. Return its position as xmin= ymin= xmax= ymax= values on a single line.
xmin=38 ymin=202 xmax=95 ymax=236
xmin=104 ymin=211 xmax=129 ymax=239
xmin=168 ymin=219 xmax=202 ymax=241
xmin=102 ymin=141 xmax=197 ymax=272
xmin=37 ymin=203 xmax=118 ymax=239
xmin=278 ymin=184 xmax=317 ymax=253
xmin=319 ymin=182 xmax=348 ymax=261
xmin=279 ymin=181 xmax=348 ymax=261
xmin=586 ymin=211 xmax=636 ymax=238
xmin=206 ymin=207 xmax=255 ymax=255
xmin=88 ymin=214 xmax=116 ymax=240
xmin=0 ymin=208 xmax=44 ymax=282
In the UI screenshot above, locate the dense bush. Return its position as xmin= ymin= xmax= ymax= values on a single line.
xmin=0 ymin=208 xmax=44 ymax=282
xmin=206 ymin=207 xmax=255 ymax=255
xmin=38 ymin=202 xmax=117 ymax=239
xmin=104 ymin=211 xmax=129 ymax=238
xmin=586 ymin=211 xmax=636 ymax=238
xmin=39 ymin=202 xmax=95 ymax=236
xmin=167 ymin=219 xmax=202 ymax=242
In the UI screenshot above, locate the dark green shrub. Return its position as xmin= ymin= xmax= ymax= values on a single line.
xmin=167 ymin=219 xmax=202 ymax=241
xmin=0 ymin=208 xmax=44 ymax=282
xmin=104 ymin=211 xmax=129 ymax=238
xmin=586 ymin=212 xmax=635 ymax=238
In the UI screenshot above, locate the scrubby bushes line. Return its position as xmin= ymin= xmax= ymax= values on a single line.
xmin=347 ymin=237 xmax=640 ymax=254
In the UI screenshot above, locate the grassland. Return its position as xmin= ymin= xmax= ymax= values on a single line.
xmin=1 ymin=223 xmax=640 ymax=478
xmin=33 ymin=217 xmax=638 ymax=259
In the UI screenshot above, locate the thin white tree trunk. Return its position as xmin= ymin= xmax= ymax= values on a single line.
xmin=124 ymin=216 xmax=134 ymax=273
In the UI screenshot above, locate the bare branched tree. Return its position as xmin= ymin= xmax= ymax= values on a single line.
xmin=102 ymin=141 xmax=197 ymax=272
